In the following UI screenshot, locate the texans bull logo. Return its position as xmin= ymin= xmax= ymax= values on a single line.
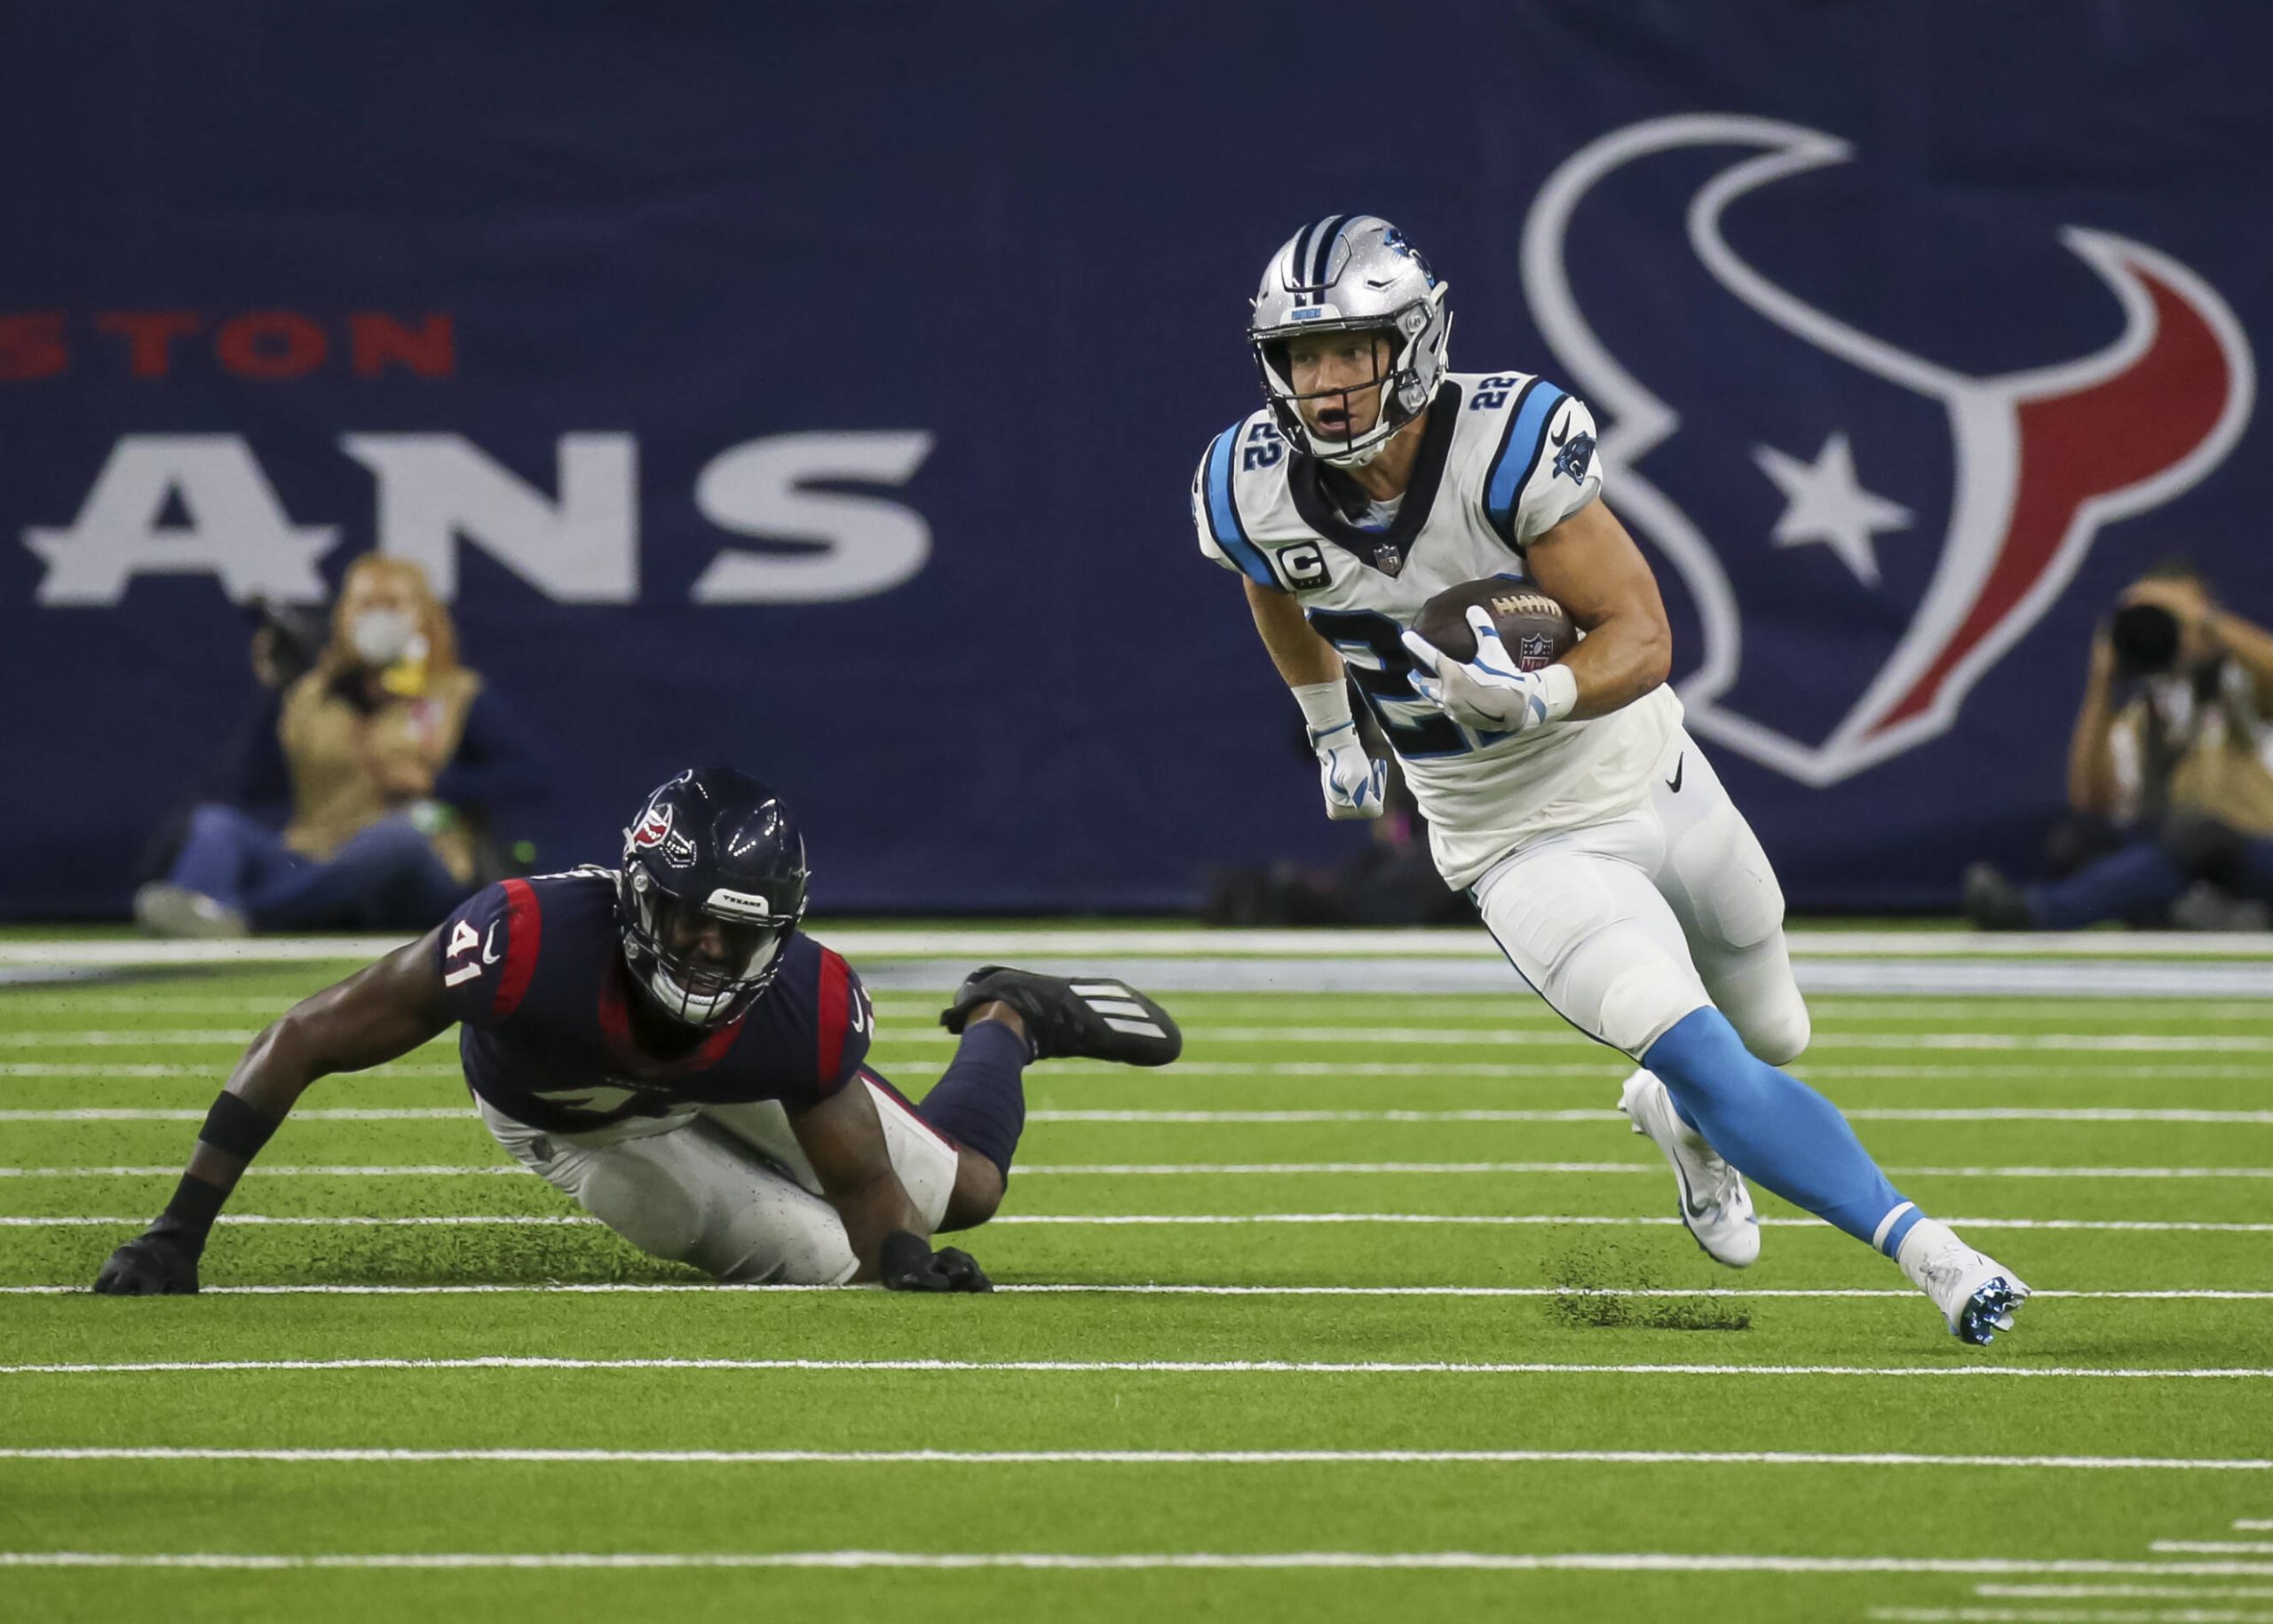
xmin=627 ymin=802 xmax=673 ymax=852
xmin=1522 ymin=114 xmax=2254 ymax=786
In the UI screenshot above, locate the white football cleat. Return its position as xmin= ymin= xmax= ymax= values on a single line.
xmin=1896 ymin=1216 xmax=2031 ymax=1346
xmin=1618 ymin=1069 xmax=1759 ymax=1268
xmin=132 ymin=882 xmax=248 ymax=939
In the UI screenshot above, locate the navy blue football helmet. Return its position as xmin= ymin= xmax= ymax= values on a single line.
xmin=617 ymin=767 xmax=810 ymax=1026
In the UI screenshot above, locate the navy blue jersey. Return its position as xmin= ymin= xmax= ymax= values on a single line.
xmin=435 ymin=868 xmax=873 ymax=1134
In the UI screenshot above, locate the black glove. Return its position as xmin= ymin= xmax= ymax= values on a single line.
xmin=877 ymin=1230 xmax=992 ymax=1294
xmin=93 ymin=1228 xmax=201 ymax=1295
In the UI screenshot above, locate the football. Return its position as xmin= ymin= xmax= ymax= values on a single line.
xmin=1412 ymin=578 xmax=1579 ymax=668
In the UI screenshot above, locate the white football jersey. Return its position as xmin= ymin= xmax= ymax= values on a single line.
xmin=1191 ymin=371 xmax=1683 ymax=888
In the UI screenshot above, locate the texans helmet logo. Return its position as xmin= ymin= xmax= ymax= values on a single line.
xmin=1522 ymin=114 xmax=2254 ymax=786
xmin=628 ymin=802 xmax=674 ymax=852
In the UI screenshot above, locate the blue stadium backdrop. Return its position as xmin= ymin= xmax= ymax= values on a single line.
xmin=2 ymin=3 xmax=2264 ymax=915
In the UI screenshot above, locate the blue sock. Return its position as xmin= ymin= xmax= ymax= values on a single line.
xmin=1643 ymin=1007 xmax=1922 ymax=1256
xmin=916 ymin=1018 xmax=1029 ymax=1178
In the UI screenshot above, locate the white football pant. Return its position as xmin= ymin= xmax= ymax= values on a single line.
xmin=478 ymin=1076 xmax=961 ymax=1284
xmin=1471 ymin=726 xmax=1810 ymax=1064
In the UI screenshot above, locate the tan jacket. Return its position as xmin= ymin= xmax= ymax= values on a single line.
xmin=278 ymin=666 xmax=485 ymax=882
xmin=2110 ymin=665 xmax=2273 ymax=837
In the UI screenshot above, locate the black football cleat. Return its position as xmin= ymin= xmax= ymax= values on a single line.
xmin=940 ymin=966 xmax=1182 ymax=1066
xmin=1961 ymin=863 xmax=2033 ymax=931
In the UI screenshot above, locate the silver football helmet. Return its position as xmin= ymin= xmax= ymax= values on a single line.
xmin=1249 ymin=214 xmax=1453 ymax=467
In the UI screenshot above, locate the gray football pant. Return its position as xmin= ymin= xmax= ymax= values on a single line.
xmin=478 ymin=1078 xmax=960 ymax=1284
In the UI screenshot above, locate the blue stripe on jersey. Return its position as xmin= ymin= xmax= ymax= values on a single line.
xmin=1483 ymin=381 xmax=1566 ymax=543
xmin=1204 ymin=423 xmax=1276 ymax=587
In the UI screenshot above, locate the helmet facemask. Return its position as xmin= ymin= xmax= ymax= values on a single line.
xmin=617 ymin=863 xmax=804 ymax=1027
xmin=1253 ymin=289 xmax=1451 ymax=468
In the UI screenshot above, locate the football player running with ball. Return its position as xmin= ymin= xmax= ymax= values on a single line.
xmin=1192 ymin=215 xmax=2027 ymax=1343
xmin=93 ymin=767 xmax=1180 ymax=1295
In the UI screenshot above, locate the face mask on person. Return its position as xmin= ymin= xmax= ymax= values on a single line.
xmin=349 ymin=608 xmax=419 ymax=668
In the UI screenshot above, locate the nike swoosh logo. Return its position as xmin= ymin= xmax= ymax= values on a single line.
xmin=1549 ymin=409 xmax=1571 ymax=448
xmin=481 ymin=923 xmax=503 ymax=965
xmin=1666 ymin=755 xmax=1684 ymax=794
xmin=1669 ymin=1161 xmax=1710 ymax=1221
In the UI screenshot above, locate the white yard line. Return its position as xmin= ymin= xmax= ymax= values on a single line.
xmin=4 ymin=1356 xmax=2267 ymax=1379
xmin=1012 ymin=1162 xmax=2273 ymax=1179
xmin=0 ymin=1284 xmax=2263 ymax=1303
xmin=1027 ymin=1108 xmax=2273 ymax=1125
xmin=12 ymin=1026 xmax=2273 ymax=1052
xmin=12 ymin=1061 xmax=2273 ymax=1082
xmin=1879 ymin=1608 xmax=2273 ymax=1623
xmin=0 ymin=1063 xmax=462 ymax=1079
xmin=0 ymin=1031 xmax=264 ymax=1047
xmin=1 ymin=1446 xmax=2262 ymax=1471
xmin=1181 ymin=1029 xmax=2273 ymax=1052
xmin=1976 ymin=1589 xmax=2273 ymax=1602
xmin=8 ymin=984 xmax=2270 ymax=1010
xmin=4 ymin=1549 xmax=2273 ymax=1577
xmin=0 ymin=1108 xmax=468 ymax=1121
xmin=7 ymin=924 xmax=2273 ymax=959
xmin=6 ymin=1105 xmax=2270 ymax=1126
xmin=12 ymin=994 xmax=2273 ymax=1028
xmin=3 ymin=1284 xmax=2266 ymax=1301
xmin=0 ymin=1165 xmax=527 ymax=1178
xmin=995 ymin=1215 xmax=2273 ymax=1232
xmin=10 ymin=992 xmax=2271 ymax=1018
xmin=2160 ymin=1544 xmax=2273 ymax=1557
xmin=9 ymin=1213 xmax=2270 ymax=1233
xmin=1812 ymin=1001 xmax=2273 ymax=1020
xmin=8 ymin=1161 xmax=2268 ymax=1181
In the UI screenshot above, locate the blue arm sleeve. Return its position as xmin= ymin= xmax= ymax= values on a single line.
xmin=433 ymin=687 xmax=551 ymax=811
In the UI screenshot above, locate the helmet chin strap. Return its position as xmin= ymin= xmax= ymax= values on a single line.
xmin=1320 ymin=433 xmax=1392 ymax=470
xmin=645 ymin=961 xmax=741 ymax=1025
xmin=642 ymin=930 xmax=784 ymax=1026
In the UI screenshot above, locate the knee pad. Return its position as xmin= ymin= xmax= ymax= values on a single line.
xmin=1602 ymin=960 xmax=1710 ymax=1059
xmin=761 ymin=1232 xmax=861 ymax=1287
xmin=1739 ymin=995 xmax=1811 ymax=1068
xmin=574 ymin=1160 xmax=707 ymax=1264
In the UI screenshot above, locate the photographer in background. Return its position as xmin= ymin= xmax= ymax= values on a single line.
xmin=131 ymin=594 xmax=328 ymax=889
xmin=1966 ymin=560 xmax=2273 ymax=931
xmin=133 ymin=555 xmax=550 ymax=938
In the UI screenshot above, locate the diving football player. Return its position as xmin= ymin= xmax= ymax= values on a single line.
xmin=93 ymin=767 xmax=1180 ymax=1295
xmin=1192 ymin=214 xmax=2027 ymax=1343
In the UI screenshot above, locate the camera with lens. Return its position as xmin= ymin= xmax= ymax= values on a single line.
xmin=2110 ymin=598 xmax=2223 ymax=700
xmin=245 ymin=595 xmax=329 ymax=690
xmin=2109 ymin=602 xmax=2182 ymax=677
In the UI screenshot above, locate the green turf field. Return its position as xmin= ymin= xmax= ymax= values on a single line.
xmin=3 ymin=953 xmax=2270 ymax=1623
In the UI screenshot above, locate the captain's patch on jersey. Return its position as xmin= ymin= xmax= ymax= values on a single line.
xmin=1277 ymin=542 xmax=1330 ymax=588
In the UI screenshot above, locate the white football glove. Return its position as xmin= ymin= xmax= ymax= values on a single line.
xmin=1399 ymin=606 xmax=1575 ymax=734
xmin=1311 ymin=721 xmax=1388 ymax=820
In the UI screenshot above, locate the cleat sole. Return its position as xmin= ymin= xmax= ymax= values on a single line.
xmin=1955 ymin=1277 xmax=2029 ymax=1346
